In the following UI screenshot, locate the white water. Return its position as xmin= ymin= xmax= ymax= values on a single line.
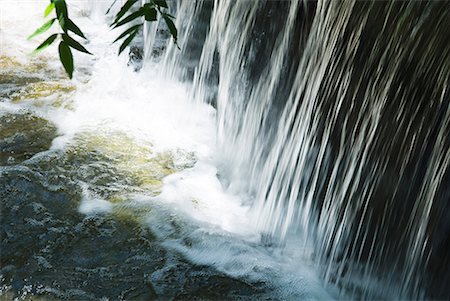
xmin=159 ymin=1 xmax=450 ymax=299
xmin=0 ymin=1 xmax=334 ymax=299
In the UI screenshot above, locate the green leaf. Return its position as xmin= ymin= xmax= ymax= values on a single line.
xmin=113 ymin=24 xmax=142 ymax=43
xmin=62 ymin=34 xmax=92 ymax=54
xmin=163 ymin=14 xmax=177 ymax=42
xmin=27 ymin=18 xmax=55 ymax=40
xmin=144 ymin=7 xmax=157 ymax=22
xmin=58 ymin=12 xmax=67 ymax=31
xmin=114 ymin=9 xmax=145 ymax=28
xmin=53 ymin=0 xmax=68 ymax=30
xmin=44 ymin=2 xmax=55 ymax=17
xmin=66 ymin=18 xmax=86 ymax=39
xmin=59 ymin=41 xmax=74 ymax=79
xmin=106 ymin=0 xmax=119 ymax=15
xmin=53 ymin=0 xmax=68 ymax=19
xmin=118 ymin=27 xmax=139 ymax=55
xmin=163 ymin=13 xmax=175 ymax=19
xmin=113 ymin=0 xmax=138 ymax=24
xmin=33 ymin=33 xmax=58 ymax=53
xmin=153 ymin=0 xmax=168 ymax=8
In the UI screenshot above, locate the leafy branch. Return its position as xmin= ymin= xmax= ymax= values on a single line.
xmin=29 ymin=0 xmax=178 ymax=79
xmin=28 ymin=0 xmax=90 ymax=78
xmin=111 ymin=0 xmax=179 ymax=54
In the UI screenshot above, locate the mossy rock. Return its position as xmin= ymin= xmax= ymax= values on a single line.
xmin=0 ymin=55 xmax=64 ymax=81
xmin=70 ymin=132 xmax=182 ymax=194
xmin=11 ymin=81 xmax=76 ymax=109
xmin=111 ymin=202 xmax=152 ymax=225
xmin=0 ymin=56 xmax=23 ymax=85
xmin=0 ymin=55 xmax=68 ymax=103
xmin=0 ymin=55 xmax=50 ymax=85
xmin=0 ymin=113 xmax=58 ymax=165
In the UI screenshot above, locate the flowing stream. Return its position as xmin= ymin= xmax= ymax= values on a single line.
xmin=1 ymin=0 xmax=449 ymax=300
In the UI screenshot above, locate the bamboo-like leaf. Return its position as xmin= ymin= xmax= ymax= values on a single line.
xmin=33 ymin=33 xmax=58 ymax=53
xmin=106 ymin=0 xmax=119 ymax=15
xmin=53 ymin=0 xmax=68 ymax=31
xmin=58 ymin=13 xmax=66 ymax=31
xmin=163 ymin=14 xmax=177 ymax=42
xmin=53 ymin=0 xmax=68 ymax=19
xmin=118 ymin=27 xmax=139 ymax=55
xmin=163 ymin=13 xmax=175 ymax=19
xmin=27 ymin=18 xmax=55 ymax=40
xmin=113 ymin=0 xmax=138 ymax=24
xmin=44 ymin=2 xmax=55 ymax=17
xmin=144 ymin=7 xmax=157 ymax=22
xmin=59 ymin=41 xmax=74 ymax=79
xmin=62 ymin=34 xmax=92 ymax=54
xmin=113 ymin=24 xmax=142 ymax=43
xmin=114 ymin=9 xmax=145 ymax=28
xmin=66 ymin=19 xmax=86 ymax=39
xmin=153 ymin=0 xmax=168 ymax=8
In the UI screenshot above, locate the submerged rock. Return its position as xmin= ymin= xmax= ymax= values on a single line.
xmin=0 ymin=169 xmax=270 ymax=300
xmin=10 ymin=81 xmax=76 ymax=110
xmin=0 ymin=55 xmax=63 ymax=86
xmin=0 ymin=56 xmax=40 ymax=87
xmin=0 ymin=113 xmax=58 ymax=165
xmin=0 ymin=55 xmax=73 ymax=105
xmin=57 ymin=131 xmax=193 ymax=197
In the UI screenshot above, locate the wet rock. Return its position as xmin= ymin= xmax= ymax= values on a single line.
xmin=0 ymin=55 xmax=63 ymax=86
xmin=0 ymin=55 xmax=76 ymax=109
xmin=9 ymin=81 xmax=76 ymax=110
xmin=0 ymin=56 xmax=40 ymax=86
xmin=11 ymin=82 xmax=75 ymax=102
xmin=0 ymin=113 xmax=58 ymax=165
xmin=0 ymin=83 xmax=22 ymax=100
xmin=23 ymin=131 xmax=196 ymax=199
xmin=129 ymin=45 xmax=144 ymax=71
xmin=173 ymin=267 xmax=268 ymax=300
xmin=0 ymin=169 xmax=270 ymax=300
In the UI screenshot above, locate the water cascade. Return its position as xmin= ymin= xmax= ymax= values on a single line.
xmin=1 ymin=0 xmax=449 ymax=300
xmin=158 ymin=0 xmax=450 ymax=299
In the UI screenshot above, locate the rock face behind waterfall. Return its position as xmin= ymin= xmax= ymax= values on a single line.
xmin=161 ymin=0 xmax=450 ymax=299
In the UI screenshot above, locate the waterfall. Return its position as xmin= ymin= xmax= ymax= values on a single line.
xmin=146 ymin=0 xmax=450 ymax=299
xmin=1 ymin=0 xmax=448 ymax=299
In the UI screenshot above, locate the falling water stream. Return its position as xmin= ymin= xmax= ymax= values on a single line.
xmin=1 ymin=0 xmax=449 ymax=300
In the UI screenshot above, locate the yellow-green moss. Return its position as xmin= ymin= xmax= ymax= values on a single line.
xmin=66 ymin=131 xmax=198 ymax=227
xmin=108 ymin=195 xmax=128 ymax=204
xmin=0 ymin=113 xmax=58 ymax=165
xmin=12 ymin=81 xmax=75 ymax=101
xmin=0 ymin=55 xmax=22 ymax=69
xmin=0 ymin=55 xmax=37 ymax=84
xmin=1 ymin=55 xmax=75 ymax=110
xmin=71 ymin=132 xmax=184 ymax=195
xmin=10 ymin=81 xmax=76 ymax=110
xmin=0 ymin=55 xmax=62 ymax=82
xmin=112 ymin=204 xmax=152 ymax=225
